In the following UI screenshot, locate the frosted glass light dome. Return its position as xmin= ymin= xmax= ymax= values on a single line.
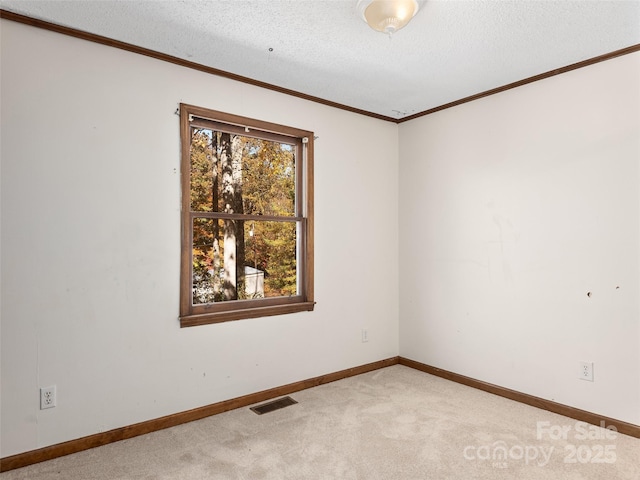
xmin=357 ymin=0 xmax=420 ymax=35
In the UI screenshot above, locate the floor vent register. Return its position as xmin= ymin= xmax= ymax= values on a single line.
xmin=250 ymin=396 xmax=298 ymax=415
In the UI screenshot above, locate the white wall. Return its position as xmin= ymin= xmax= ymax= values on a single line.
xmin=399 ymin=52 xmax=640 ymax=425
xmin=0 ymin=20 xmax=400 ymax=457
xmin=2 ymin=16 xmax=638 ymax=461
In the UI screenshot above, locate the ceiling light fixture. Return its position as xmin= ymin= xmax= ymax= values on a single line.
xmin=357 ymin=0 xmax=420 ymax=36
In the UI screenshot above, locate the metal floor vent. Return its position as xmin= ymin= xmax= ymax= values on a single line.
xmin=250 ymin=396 xmax=298 ymax=415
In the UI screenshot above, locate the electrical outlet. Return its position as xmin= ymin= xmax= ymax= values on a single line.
xmin=579 ymin=362 xmax=594 ymax=382
xmin=40 ymin=385 xmax=56 ymax=409
xmin=361 ymin=329 xmax=369 ymax=343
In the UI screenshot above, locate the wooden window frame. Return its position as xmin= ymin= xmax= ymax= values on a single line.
xmin=179 ymin=104 xmax=314 ymax=327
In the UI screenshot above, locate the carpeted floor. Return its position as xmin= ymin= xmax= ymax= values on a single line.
xmin=2 ymin=365 xmax=639 ymax=479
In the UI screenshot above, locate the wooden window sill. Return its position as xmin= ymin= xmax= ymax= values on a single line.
xmin=180 ymin=302 xmax=315 ymax=327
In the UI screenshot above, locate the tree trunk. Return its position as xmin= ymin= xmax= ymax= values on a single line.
xmin=232 ymin=134 xmax=245 ymax=298
xmin=211 ymin=132 xmax=221 ymax=299
xmin=219 ymin=132 xmax=237 ymax=300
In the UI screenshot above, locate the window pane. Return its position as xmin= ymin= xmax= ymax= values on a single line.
xmin=192 ymin=218 xmax=298 ymax=305
xmin=190 ymin=128 xmax=216 ymax=213
xmin=192 ymin=218 xmax=222 ymax=304
xmin=245 ymin=220 xmax=298 ymax=299
xmin=241 ymin=136 xmax=295 ymax=217
xmin=190 ymin=128 xmax=295 ymax=216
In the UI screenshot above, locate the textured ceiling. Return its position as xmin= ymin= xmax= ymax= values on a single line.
xmin=2 ymin=0 xmax=639 ymax=119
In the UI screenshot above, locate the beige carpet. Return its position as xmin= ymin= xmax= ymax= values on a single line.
xmin=2 ymin=365 xmax=639 ymax=479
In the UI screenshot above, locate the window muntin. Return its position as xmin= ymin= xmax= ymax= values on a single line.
xmin=180 ymin=105 xmax=314 ymax=326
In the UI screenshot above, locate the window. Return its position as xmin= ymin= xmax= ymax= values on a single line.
xmin=179 ymin=104 xmax=314 ymax=326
